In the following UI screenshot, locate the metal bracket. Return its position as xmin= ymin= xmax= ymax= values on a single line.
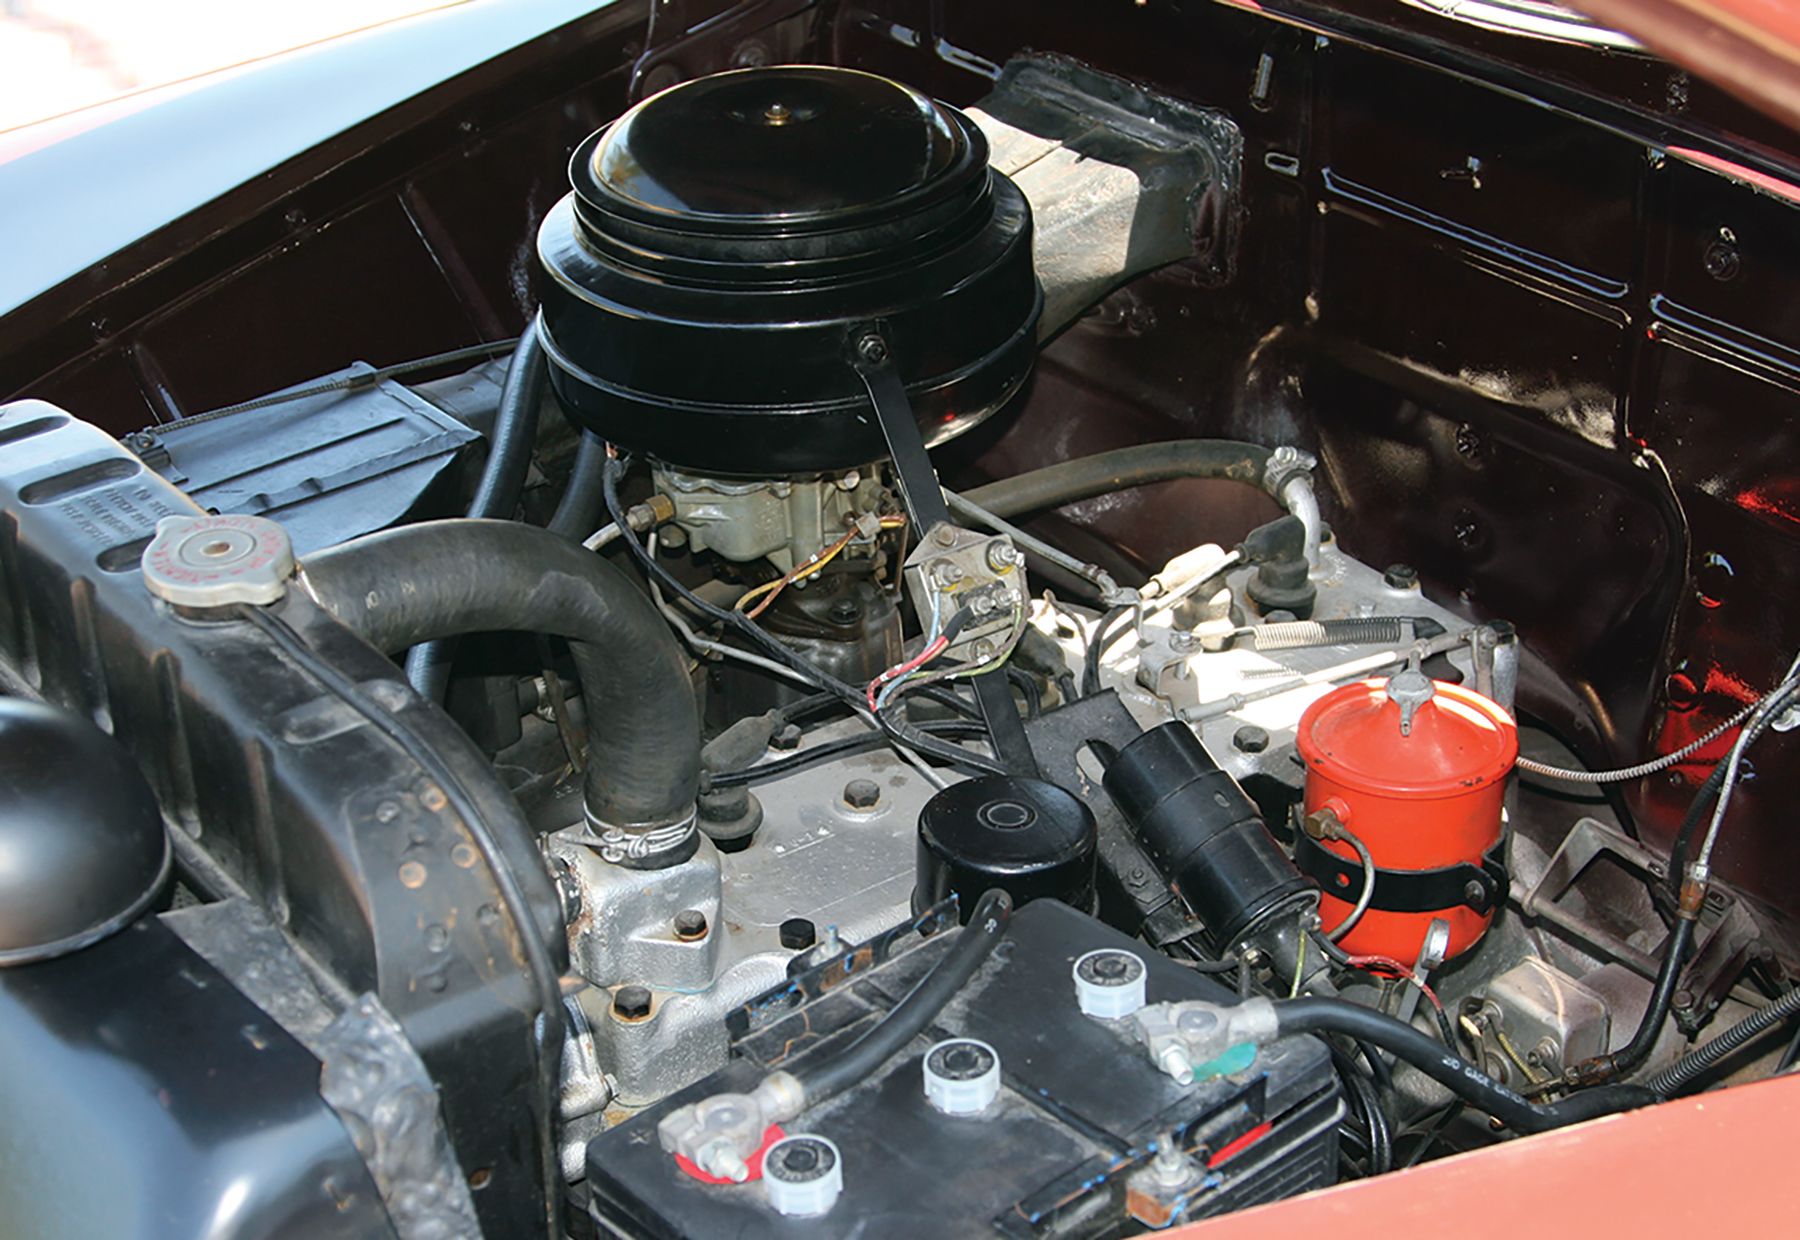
xmin=851 ymin=329 xmax=1039 ymax=777
xmin=1515 ymin=816 xmax=1669 ymax=977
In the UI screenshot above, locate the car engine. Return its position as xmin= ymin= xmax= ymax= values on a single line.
xmin=3 ymin=4 xmax=1799 ymax=1239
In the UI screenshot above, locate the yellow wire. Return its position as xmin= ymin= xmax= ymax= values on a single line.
xmin=733 ymin=515 xmax=906 ymax=617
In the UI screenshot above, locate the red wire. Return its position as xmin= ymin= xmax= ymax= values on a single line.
xmin=864 ymin=635 xmax=948 ymax=713
xmin=1345 ymin=954 xmax=1447 ymax=1015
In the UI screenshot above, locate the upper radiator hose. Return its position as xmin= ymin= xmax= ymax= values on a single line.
xmin=302 ymin=518 xmax=701 ymax=867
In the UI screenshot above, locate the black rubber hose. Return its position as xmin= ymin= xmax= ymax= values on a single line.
xmin=1643 ymin=986 xmax=1800 ymax=1097
xmin=1594 ymin=682 xmax=1800 ymax=1082
xmin=1586 ymin=916 xmax=1696 ymax=1082
xmin=961 ymin=440 xmax=1276 ymax=519
xmin=305 ymin=518 xmax=699 ymax=831
xmin=406 ymin=322 xmax=550 ymax=699
xmin=1274 ymin=998 xmax=1660 ymax=1134
xmin=1083 ymin=605 xmax=1133 ymax=698
xmin=547 ymin=429 xmax=609 ymax=542
xmin=795 ymin=889 xmax=1012 ymax=1109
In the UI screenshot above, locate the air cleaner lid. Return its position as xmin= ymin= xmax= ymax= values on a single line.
xmin=1295 ymin=679 xmax=1517 ymax=799
xmin=585 ymin=68 xmax=975 ymax=230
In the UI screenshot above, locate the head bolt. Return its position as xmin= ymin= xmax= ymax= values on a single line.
xmin=1233 ymin=725 xmax=1271 ymax=754
xmin=612 ymin=985 xmax=653 ymax=1021
xmin=779 ymin=917 xmax=816 ymax=950
xmin=1384 ymin=563 xmax=1419 ymax=590
xmin=674 ymin=909 xmax=708 ymax=940
xmin=842 ymin=779 xmax=881 ymax=810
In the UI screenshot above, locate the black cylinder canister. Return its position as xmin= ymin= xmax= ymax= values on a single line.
xmin=1101 ymin=722 xmax=1315 ymax=954
xmin=915 ymin=777 xmax=1097 ymax=923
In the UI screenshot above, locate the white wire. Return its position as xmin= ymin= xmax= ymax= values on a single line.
xmin=642 ymin=532 xmax=949 ymax=791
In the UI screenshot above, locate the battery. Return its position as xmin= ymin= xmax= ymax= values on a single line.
xmin=587 ymin=900 xmax=1341 ymax=1239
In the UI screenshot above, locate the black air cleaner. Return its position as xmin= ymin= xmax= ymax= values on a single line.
xmin=536 ymin=67 xmax=1041 ymax=475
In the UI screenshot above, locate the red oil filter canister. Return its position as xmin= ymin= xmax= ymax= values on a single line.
xmin=1294 ymin=667 xmax=1517 ymax=964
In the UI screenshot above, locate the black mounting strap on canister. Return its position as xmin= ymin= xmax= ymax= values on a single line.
xmin=1294 ymin=831 xmax=1508 ymax=915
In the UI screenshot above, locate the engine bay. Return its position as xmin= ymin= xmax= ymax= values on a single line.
xmin=3 ymin=3 xmax=1800 ymax=1238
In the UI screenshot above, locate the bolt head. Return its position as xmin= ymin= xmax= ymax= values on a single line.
xmin=842 ymin=778 xmax=881 ymax=810
xmin=1383 ymin=563 xmax=1419 ymax=590
xmin=674 ymin=909 xmax=709 ymax=940
xmin=827 ymin=599 xmax=862 ymax=626
xmin=1464 ymin=879 xmax=1487 ymax=907
xmin=779 ymin=917 xmax=816 ymax=950
xmin=986 ymin=541 xmax=1019 ymax=571
xmin=856 ymin=334 xmax=888 ymax=365
xmin=770 ymin=723 xmax=804 ymax=752
xmin=612 ymin=985 xmax=653 ymax=1021
xmin=1233 ymin=724 xmax=1271 ymax=754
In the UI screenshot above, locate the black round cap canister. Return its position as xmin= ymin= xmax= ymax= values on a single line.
xmin=0 ymin=699 xmax=170 ymax=966
xmin=537 ymin=66 xmax=1041 ymax=475
xmin=915 ymin=776 xmax=1096 ymax=922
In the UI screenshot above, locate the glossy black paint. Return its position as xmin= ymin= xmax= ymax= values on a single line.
xmin=540 ymin=64 xmax=1040 ymax=473
xmin=0 ymin=916 xmax=396 ymax=1240
xmin=0 ymin=698 xmax=169 ymax=965
xmin=0 ymin=0 xmax=1794 ymax=961
xmin=0 ymin=406 xmax=565 ymax=1237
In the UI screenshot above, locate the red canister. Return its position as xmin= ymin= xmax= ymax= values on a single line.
xmin=1294 ymin=676 xmax=1517 ymax=964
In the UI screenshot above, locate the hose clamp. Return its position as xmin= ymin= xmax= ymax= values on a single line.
xmin=1261 ymin=445 xmax=1316 ymax=497
xmin=582 ymin=809 xmax=699 ymax=867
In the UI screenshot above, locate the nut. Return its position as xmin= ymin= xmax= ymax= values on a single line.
xmin=842 ymin=779 xmax=881 ymax=810
xmin=674 ymin=909 xmax=709 ymax=940
xmin=986 ymin=541 xmax=1019 ymax=571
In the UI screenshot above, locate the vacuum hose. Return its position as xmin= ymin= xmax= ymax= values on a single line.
xmin=406 ymin=321 xmax=550 ymax=700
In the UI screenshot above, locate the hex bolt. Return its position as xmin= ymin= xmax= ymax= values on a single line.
xmin=779 ymin=918 xmax=817 ymax=950
xmin=612 ymin=985 xmax=653 ymax=1021
xmin=674 ymin=909 xmax=709 ymax=940
xmin=1169 ymin=630 xmax=1202 ymax=654
xmin=842 ymin=778 xmax=881 ymax=810
xmin=1383 ymin=563 xmax=1419 ymax=590
xmin=770 ymin=723 xmax=804 ymax=752
xmin=932 ymin=525 xmax=958 ymax=548
xmin=828 ymin=599 xmax=862 ymax=626
xmin=856 ymin=334 xmax=888 ymax=365
xmin=1233 ymin=725 xmax=1271 ymax=754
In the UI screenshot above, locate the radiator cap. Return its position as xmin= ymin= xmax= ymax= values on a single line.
xmin=0 ymin=699 xmax=170 ymax=965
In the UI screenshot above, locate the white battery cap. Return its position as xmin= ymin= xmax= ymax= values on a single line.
xmin=1073 ymin=948 xmax=1147 ymax=1019
xmin=762 ymin=1134 xmax=843 ymax=1217
xmin=922 ymin=1038 xmax=1001 ymax=1115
